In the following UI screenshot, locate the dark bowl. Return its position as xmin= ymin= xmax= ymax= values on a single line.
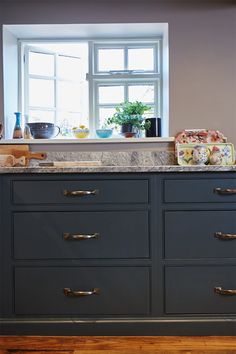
xmin=27 ymin=122 xmax=60 ymax=139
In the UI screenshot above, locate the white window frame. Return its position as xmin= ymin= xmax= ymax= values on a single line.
xmin=24 ymin=45 xmax=57 ymax=123
xmin=21 ymin=38 xmax=163 ymax=136
xmin=94 ymin=80 xmax=159 ymax=129
xmin=89 ymin=40 xmax=162 ymax=131
xmin=23 ymin=44 xmax=84 ymax=126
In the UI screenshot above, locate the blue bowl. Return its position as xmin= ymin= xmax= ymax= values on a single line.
xmin=96 ymin=129 xmax=113 ymax=138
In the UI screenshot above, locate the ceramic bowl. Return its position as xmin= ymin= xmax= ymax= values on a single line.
xmin=96 ymin=129 xmax=113 ymax=138
xmin=72 ymin=128 xmax=89 ymax=138
xmin=27 ymin=122 xmax=60 ymax=139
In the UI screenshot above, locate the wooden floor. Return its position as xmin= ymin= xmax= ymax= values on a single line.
xmin=0 ymin=336 xmax=236 ymax=354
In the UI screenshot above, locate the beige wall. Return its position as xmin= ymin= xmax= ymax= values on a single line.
xmin=0 ymin=0 xmax=235 ymax=145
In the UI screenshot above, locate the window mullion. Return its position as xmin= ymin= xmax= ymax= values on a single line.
xmin=124 ymin=45 xmax=128 ymax=71
xmin=89 ymin=41 xmax=96 ymax=134
xmin=91 ymin=74 xmax=160 ymax=80
xmin=124 ymin=83 xmax=128 ymax=102
xmin=24 ymin=46 xmax=30 ymax=124
xmin=54 ymin=53 xmax=57 ymax=125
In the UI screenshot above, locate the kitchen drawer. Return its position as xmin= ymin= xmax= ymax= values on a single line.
xmin=12 ymin=179 xmax=148 ymax=205
xmin=164 ymin=178 xmax=236 ymax=203
xmin=13 ymin=210 xmax=149 ymax=259
xmin=15 ymin=267 xmax=150 ymax=315
xmin=165 ymin=211 xmax=236 ymax=259
xmin=165 ymin=266 xmax=236 ymax=314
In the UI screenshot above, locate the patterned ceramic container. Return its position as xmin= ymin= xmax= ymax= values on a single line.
xmin=192 ymin=145 xmax=209 ymax=165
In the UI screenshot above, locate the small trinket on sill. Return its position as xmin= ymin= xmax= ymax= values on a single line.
xmin=23 ymin=124 xmax=32 ymax=139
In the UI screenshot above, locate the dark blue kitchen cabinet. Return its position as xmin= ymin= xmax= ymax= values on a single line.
xmin=0 ymin=172 xmax=236 ymax=335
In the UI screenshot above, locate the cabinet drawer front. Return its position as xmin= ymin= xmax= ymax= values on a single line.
xmin=165 ymin=266 xmax=236 ymax=314
xmin=15 ymin=267 xmax=150 ymax=315
xmin=13 ymin=211 xmax=149 ymax=259
xmin=12 ymin=179 xmax=148 ymax=205
xmin=165 ymin=211 xmax=236 ymax=259
xmin=164 ymin=179 xmax=236 ymax=203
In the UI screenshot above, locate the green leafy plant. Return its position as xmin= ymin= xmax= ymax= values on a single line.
xmin=107 ymin=101 xmax=151 ymax=130
xmin=100 ymin=122 xmax=110 ymax=129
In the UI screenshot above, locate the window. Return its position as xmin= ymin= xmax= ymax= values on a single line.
xmin=21 ymin=39 xmax=162 ymax=137
xmin=23 ymin=43 xmax=88 ymax=136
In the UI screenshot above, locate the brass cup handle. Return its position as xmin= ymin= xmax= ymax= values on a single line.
xmin=214 ymin=188 xmax=236 ymax=195
xmin=214 ymin=286 xmax=236 ymax=296
xmin=63 ymin=189 xmax=99 ymax=197
xmin=214 ymin=232 xmax=236 ymax=240
xmin=63 ymin=287 xmax=100 ymax=297
xmin=63 ymin=232 xmax=99 ymax=241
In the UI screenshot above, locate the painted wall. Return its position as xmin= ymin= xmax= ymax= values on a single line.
xmin=2 ymin=28 xmax=18 ymax=139
xmin=0 ymin=0 xmax=235 ymax=145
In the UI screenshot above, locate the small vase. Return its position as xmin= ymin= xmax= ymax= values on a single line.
xmin=13 ymin=112 xmax=23 ymax=139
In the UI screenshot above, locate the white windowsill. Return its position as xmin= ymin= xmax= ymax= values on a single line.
xmin=0 ymin=137 xmax=174 ymax=144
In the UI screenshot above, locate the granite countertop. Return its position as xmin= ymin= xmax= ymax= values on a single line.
xmin=0 ymin=164 xmax=236 ymax=173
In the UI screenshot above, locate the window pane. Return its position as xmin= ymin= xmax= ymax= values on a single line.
xmin=58 ymin=82 xmax=81 ymax=111
xmin=58 ymin=55 xmax=82 ymax=80
xmin=128 ymin=48 xmax=154 ymax=71
xmin=128 ymin=85 xmax=154 ymax=103
xmin=61 ymin=114 xmax=88 ymax=128
xmin=98 ymin=49 xmax=124 ymax=72
xmin=29 ymin=78 xmax=54 ymax=107
xmin=98 ymin=107 xmax=116 ymax=127
xmin=29 ymin=52 xmax=54 ymax=76
xmin=98 ymin=86 xmax=124 ymax=104
xmin=28 ymin=110 xmax=55 ymax=123
xmin=58 ymin=114 xmax=89 ymax=137
xmin=143 ymin=106 xmax=155 ymax=118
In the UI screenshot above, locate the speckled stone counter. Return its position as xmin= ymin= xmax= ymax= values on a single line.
xmin=0 ymin=164 xmax=236 ymax=174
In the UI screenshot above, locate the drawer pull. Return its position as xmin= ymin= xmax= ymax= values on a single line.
xmin=63 ymin=287 xmax=100 ymax=297
xmin=214 ymin=287 xmax=236 ymax=296
xmin=214 ymin=232 xmax=236 ymax=240
xmin=214 ymin=188 xmax=236 ymax=195
xmin=63 ymin=232 xmax=99 ymax=240
xmin=63 ymin=189 xmax=99 ymax=197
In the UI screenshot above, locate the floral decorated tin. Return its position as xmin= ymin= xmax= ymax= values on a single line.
xmin=175 ymin=129 xmax=227 ymax=145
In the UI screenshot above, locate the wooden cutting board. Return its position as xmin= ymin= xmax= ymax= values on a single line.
xmin=0 ymin=145 xmax=47 ymax=166
xmin=0 ymin=154 xmax=26 ymax=167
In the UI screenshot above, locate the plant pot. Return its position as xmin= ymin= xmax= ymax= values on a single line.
xmin=120 ymin=124 xmax=139 ymax=138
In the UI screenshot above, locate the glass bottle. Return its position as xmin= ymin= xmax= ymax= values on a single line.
xmin=13 ymin=112 xmax=23 ymax=139
xmin=23 ymin=124 xmax=31 ymax=139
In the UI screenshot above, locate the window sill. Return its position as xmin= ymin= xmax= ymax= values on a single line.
xmin=0 ymin=137 xmax=174 ymax=144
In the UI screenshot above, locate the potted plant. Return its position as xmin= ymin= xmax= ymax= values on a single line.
xmin=107 ymin=101 xmax=151 ymax=137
